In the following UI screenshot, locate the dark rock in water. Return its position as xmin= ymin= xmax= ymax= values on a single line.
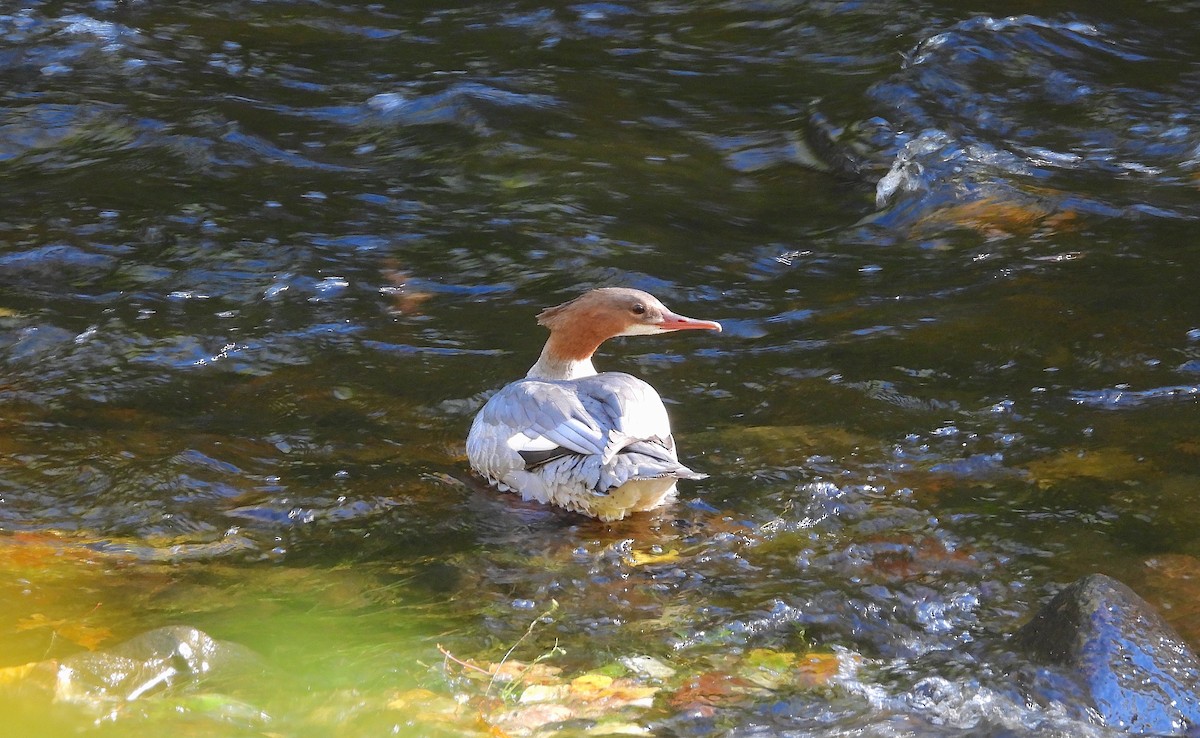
xmin=1014 ymin=574 xmax=1200 ymax=735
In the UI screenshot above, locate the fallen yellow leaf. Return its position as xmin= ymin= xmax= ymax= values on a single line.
xmin=625 ymin=548 xmax=681 ymax=566
xmin=585 ymin=722 xmax=651 ymax=735
xmin=13 ymin=613 xmax=54 ymax=632
xmin=490 ymin=660 xmax=562 ymax=685
xmin=0 ymin=661 xmax=40 ymax=685
xmin=744 ymin=648 xmax=796 ymax=669
xmin=739 ymin=648 xmax=797 ymax=689
xmin=492 ymin=703 xmax=575 ymax=733
xmin=385 ymin=688 xmax=439 ymax=710
xmin=570 ymin=673 xmax=614 ymax=694
xmin=794 ymin=652 xmax=841 ymax=687
xmin=571 ymin=678 xmax=658 ymax=711
xmin=519 ymin=684 xmax=567 ymax=704
xmin=14 ymin=613 xmax=112 ymax=651
xmin=1177 ymin=439 xmax=1200 ymax=456
xmin=1026 ymin=447 xmax=1149 ymax=489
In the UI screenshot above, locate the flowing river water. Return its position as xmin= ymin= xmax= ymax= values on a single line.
xmin=2 ymin=1 xmax=1200 ymax=736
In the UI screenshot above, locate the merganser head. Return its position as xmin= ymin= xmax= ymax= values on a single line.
xmin=526 ymin=287 xmax=720 ymax=379
xmin=537 ymin=287 xmax=722 ymax=339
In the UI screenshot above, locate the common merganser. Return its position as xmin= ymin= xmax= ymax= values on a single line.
xmin=466 ymin=287 xmax=722 ymax=521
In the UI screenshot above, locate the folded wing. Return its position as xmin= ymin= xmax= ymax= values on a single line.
xmin=466 ymin=372 xmax=703 ymax=503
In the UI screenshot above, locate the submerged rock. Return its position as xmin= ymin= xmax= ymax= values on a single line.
xmin=55 ymin=625 xmax=260 ymax=705
xmin=1014 ymin=574 xmax=1200 ymax=735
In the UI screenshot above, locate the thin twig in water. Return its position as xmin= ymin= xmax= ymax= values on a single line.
xmin=487 ymin=599 xmax=561 ymax=698
xmin=437 ymin=643 xmax=493 ymax=676
xmin=438 ymin=601 xmax=564 ymax=700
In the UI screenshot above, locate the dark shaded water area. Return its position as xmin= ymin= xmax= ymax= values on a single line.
xmin=2 ymin=0 xmax=1200 ymax=735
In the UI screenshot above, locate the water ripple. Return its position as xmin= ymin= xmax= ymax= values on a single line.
xmin=1070 ymin=384 xmax=1200 ymax=409
xmin=831 ymin=14 xmax=1200 ymax=232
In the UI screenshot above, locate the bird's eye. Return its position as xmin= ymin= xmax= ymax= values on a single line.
xmin=631 ymin=303 xmax=646 ymax=315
